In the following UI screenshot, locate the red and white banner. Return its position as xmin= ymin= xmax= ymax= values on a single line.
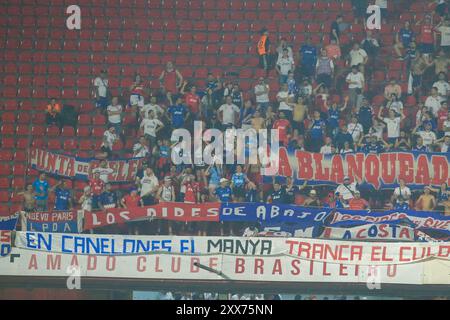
xmin=29 ymin=148 xmax=143 ymax=182
xmin=83 ymin=202 xmax=221 ymax=230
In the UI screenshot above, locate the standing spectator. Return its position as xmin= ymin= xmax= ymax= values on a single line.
xmin=330 ymin=15 xmax=343 ymax=44
xmin=416 ymin=15 xmax=435 ymax=57
xmin=384 ymin=79 xmax=402 ymax=100
xmin=99 ymin=126 xmax=118 ymax=159
xmin=435 ymin=18 xmax=450 ymax=51
xmin=348 ymin=191 xmax=370 ymax=210
xmin=304 ymin=190 xmax=321 ymax=207
xmin=129 ymin=73 xmax=147 ymax=109
xmin=432 ymin=73 xmax=450 ymax=100
xmin=166 ymin=93 xmax=189 ymax=129
xmin=394 ymin=21 xmax=415 ymax=60
xmin=357 ymin=97 xmax=373 ymax=134
xmin=392 ymin=179 xmax=412 ymax=201
xmin=133 ymin=136 xmax=150 ymax=158
xmin=290 ymin=96 xmax=308 ymax=134
xmin=394 ymin=196 xmax=410 ymax=210
xmin=378 ymin=108 xmax=405 ymax=146
xmin=215 ymin=178 xmax=232 ymax=202
xmin=106 ymin=96 xmax=123 ymax=139
xmin=276 ymin=37 xmax=293 ymax=60
xmin=16 ymin=184 xmax=37 ymax=212
xmin=347 ymin=116 xmax=365 ymax=144
xmin=415 ymin=186 xmax=436 ymax=211
xmin=78 ymin=186 xmax=92 ymax=211
xmin=93 ymin=69 xmax=110 ymax=111
xmin=231 ymin=83 xmax=244 ymax=110
xmin=121 ymin=189 xmax=143 ymax=208
xmin=32 ymin=173 xmax=49 ymax=211
xmin=267 ymin=181 xmax=286 ymax=204
xmin=361 ymin=30 xmax=380 ymax=60
xmin=316 ymin=49 xmax=334 ymax=89
xmin=273 ymin=112 xmax=291 ymax=147
xmin=307 ymin=110 xmax=326 ymax=152
xmin=386 ymin=94 xmax=404 ymax=115
xmin=408 ymin=51 xmax=433 ymax=97
xmin=412 ymin=122 xmax=437 ymax=147
xmin=254 ymin=77 xmax=270 ymax=114
xmin=159 ymin=61 xmax=183 ymax=94
xmin=351 ymin=0 xmax=368 ymax=24
xmin=325 ymin=38 xmax=342 ymax=60
xmin=157 ymin=176 xmax=176 ymax=202
xmin=334 ymin=125 xmax=354 ymax=151
xmin=141 ymin=96 xmax=164 ymax=120
xmin=425 ymin=87 xmax=443 ymax=117
xmin=257 ymin=28 xmax=271 ymax=74
xmin=348 ymin=43 xmax=368 ymax=74
xmin=320 ymin=137 xmax=334 ymax=154
xmin=240 ymin=100 xmax=256 ymax=129
xmin=276 ymin=48 xmax=295 ymax=84
xmin=437 ymin=101 xmax=449 ymax=134
xmin=100 ymin=183 xmax=119 ymax=210
xmin=140 ymin=110 xmax=164 ymax=147
xmin=92 ymin=160 xmax=114 ymax=184
xmin=335 ymin=176 xmax=359 ymax=201
xmin=217 ymin=96 xmax=240 ymax=128
xmin=298 ymin=37 xmax=317 ymax=78
xmin=45 ymin=98 xmax=62 ymax=128
xmin=181 ymin=81 xmax=201 ymax=119
xmin=430 ymin=0 xmax=449 ymax=17
xmin=136 ymin=167 xmax=159 ymax=206
xmin=276 ymin=83 xmax=294 ymax=119
xmin=326 ymin=97 xmax=348 ymax=137
xmin=89 ymin=172 xmax=105 ymax=210
xmin=346 ymin=65 xmax=365 ymax=109
xmin=50 ymin=180 xmax=73 ymax=211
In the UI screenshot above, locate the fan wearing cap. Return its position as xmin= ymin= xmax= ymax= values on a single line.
xmin=335 ymin=176 xmax=360 ymax=201
xmin=267 ymin=181 xmax=286 ymax=204
xmin=215 ymin=178 xmax=232 ymax=203
xmin=348 ymin=191 xmax=369 ymax=210
xmin=303 ymin=189 xmax=321 ymax=207
xmin=415 ymin=186 xmax=437 ymax=211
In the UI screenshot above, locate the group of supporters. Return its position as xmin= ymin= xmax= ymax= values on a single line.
xmin=29 ymin=3 xmax=450 ymax=237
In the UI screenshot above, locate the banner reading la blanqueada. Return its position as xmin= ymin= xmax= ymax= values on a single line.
xmin=262 ymin=148 xmax=449 ymax=189
xmin=28 ymin=148 xmax=143 ymax=182
xmin=83 ymin=202 xmax=221 ymax=230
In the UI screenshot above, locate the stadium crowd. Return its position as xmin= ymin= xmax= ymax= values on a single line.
xmin=16 ymin=2 xmax=450 ymax=236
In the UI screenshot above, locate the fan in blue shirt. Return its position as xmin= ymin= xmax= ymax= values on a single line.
xmin=32 ymin=174 xmax=49 ymax=201
xmin=215 ymin=179 xmax=232 ymax=202
xmin=100 ymin=184 xmax=118 ymax=209
xmin=167 ymin=95 xmax=188 ymax=128
xmin=50 ymin=180 xmax=72 ymax=211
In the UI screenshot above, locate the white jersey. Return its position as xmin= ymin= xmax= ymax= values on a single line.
xmin=160 ymin=185 xmax=175 ymax=202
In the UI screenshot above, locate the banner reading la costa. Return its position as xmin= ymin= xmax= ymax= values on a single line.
xmin=5 ymin=233 xmax=450 ymax=285
xmin=28 ymin=148 xmax=143 ymax=182
xmin=262 ymin=148 xmax=450 ymax=189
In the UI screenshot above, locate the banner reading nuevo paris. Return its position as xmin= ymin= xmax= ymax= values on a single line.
xmin=0 ymin=214 xmax=19 ymax=231
xmin=28 ymin=148 xmax=143 ymax=182
xmin=20 ymin=211 xmax=82 ymax=233
xmin=6 ymin=234 xmax=450 ymax=284
xmin=261 ymin=148 xmax=450 ymax=189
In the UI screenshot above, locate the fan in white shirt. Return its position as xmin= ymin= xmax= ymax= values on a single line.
xmin=94 ymin=73 xmax=108 ymax=98
xmin=217 ymin=96 xmax=240 ymax=126
xmin=101 ymin=127 xmax=118 ymax=151
xmin=413 ymin=122 xmax=437 ymax=146
xmin=92 ymin=160 xmax=114 ymax=183
xmin=424 ymin=88 xmax=443 ymax=117
xmin=133 ymin=136 xmax=150 ymax=158
xmin=378 ymin=108 xmax=405 ymax=140
xmin=141 ymin=96 xmax=164 ymax=119
xmin=106 ymin=97 xmax=122 ymax=124
xmin=137 ymin=168 xmax=159 ymax=198
xmin=347 ymin=117 xmax=364 ymax=142
xmin=140 ymin=111 xmax=164 ymax=139
xmin=277 ymin=83 xmax=295 ymax=112
xmin=432 ymin=74 xmax=450 ymax=99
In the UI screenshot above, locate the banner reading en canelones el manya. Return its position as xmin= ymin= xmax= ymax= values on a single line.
xmin=28 ymin=148 xmax=143 ymax=182
xmin=261 ymin=148 xmax=450 ymax=190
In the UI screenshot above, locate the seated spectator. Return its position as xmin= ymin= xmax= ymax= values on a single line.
xmin=93 ymin=69 xmax=110 ymax=111
xmin=348 ymin=191 xmax=369 ymax=210
xmin=394 ymin=196 xmax=410 ymax=210
xmin=100 ymin=183 xmax=119 ymax=210
xmin=46 ymin=98 xmax=62 ymax=128
xmin=32 ymin=173 xmax=49 ymax=211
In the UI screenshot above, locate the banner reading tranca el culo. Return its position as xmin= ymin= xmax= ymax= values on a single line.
xmin=28 ymin=148 xmax=143 ymax=182
xmin=6 ymin=234 xmax=450 ymax=284
xmin=262 ymin=148 xmax=450 ymax=189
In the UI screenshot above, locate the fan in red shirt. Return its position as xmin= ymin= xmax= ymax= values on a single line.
xmin=89 ymin=172 xmax=105 ymax=210
xmin=272 ymin=111 xmax=291 ymax=146
xmin=183 ymin=177 xmax=200 ymax=204
xmin=348 ymin=191 xmax=369 ymax=210
xmin=181 ymin=81 xmax=201 ymax=116
xmin=121 ymin=189 xmax=142 ymax=208
xmin=437 ymin=101 xmax=448 ymax=131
